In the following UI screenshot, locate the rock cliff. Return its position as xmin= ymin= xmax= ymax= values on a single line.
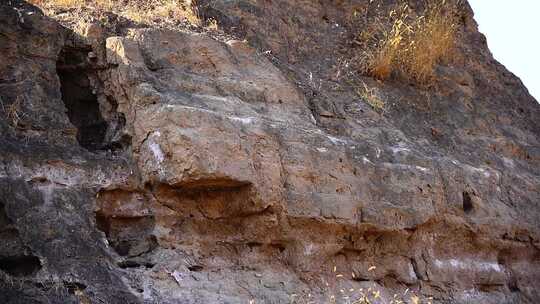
xmin=0 ymin=0 xmax=539 ymax=303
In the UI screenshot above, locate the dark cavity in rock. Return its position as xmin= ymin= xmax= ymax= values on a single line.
xmin=95 ymin=211 xmax=157 ymax=257
xmin=0 ymin=201 xmax=11 ymax=227
xmin=463 ymin=191 xmax=474 ymax=213
xmin=0 ymin=255 xmax=42 ymax=277
xmin=57 ymin=46 xmax=107 ymax=151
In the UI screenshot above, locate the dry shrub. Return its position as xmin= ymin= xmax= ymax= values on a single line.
xmin=123 ymin=0 xmax=201 ymax=25
xmin=402 ymin=1 xmax=457 ymax=83
xmin=359 ymin=0 xmax=458 ymax=84
xmin=367 ymin=15 xmax=411 ymax=81
xmin=356 ymin=81 xmax=386 ymax=112
xmin=1 ymin=97 xmax=25 ymax=128
xmin=28 ymin=0 xmax=89 ymax=7
xmin=28 ymin=0 xmax=201 ymax=26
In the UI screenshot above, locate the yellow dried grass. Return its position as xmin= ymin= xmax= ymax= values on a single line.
xmin=360 ymin=0 xmax=458 ymax=84
xmin=27 ymin=0 xmax=201 ymax=26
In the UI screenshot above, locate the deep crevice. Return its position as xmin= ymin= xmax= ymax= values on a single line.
xmin=57 ymin=47 xmax=107 ymax=151
xmin=118 ymin=260 xmax=155 ymax=269
xmin=462 ymin=191 xmax=474 ymax=213
xmin=0 ymin=200 xmax=12 ymax=228
xmin=188 ymin=265 xmax=204 ymax=272
xmin=508 ymin=279 xmax=520 ymax=292
xmin=56 ymin=45 xmax=131 ymax=152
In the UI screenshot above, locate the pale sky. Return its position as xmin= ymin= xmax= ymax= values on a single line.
xmin=468 ymin=0 xmax=539 ymax=101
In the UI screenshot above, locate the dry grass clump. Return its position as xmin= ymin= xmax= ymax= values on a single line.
xmin=356 ymin=81 xmax=386 ymax=112
xmin=358 ymin=0 xmax=458 ymax=84
xmin=1 ymin=97 xmax=25 ymax=128
xmin=123 ymin=0 xmax=201 ymax=26
xmin=27 ymin=0 xmax=202 ymax=26
xmin=28 ymin=0 xmax=102 ymax=8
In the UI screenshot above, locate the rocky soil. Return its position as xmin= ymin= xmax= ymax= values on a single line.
xmin=1 ymin=0 xmax=539 ymax=303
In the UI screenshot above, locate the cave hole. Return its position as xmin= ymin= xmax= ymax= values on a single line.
xmin=187 ymin=265 xmax=204 ymax=272
xmin=94 ymin=211 xmax=110 ymax=237
xmin=57 ymin=47 xmax=107 ymax=151
xmin=0 ymin=255 xmax=42 ymax=277
xmin=508 ymin=279 xmax=520 ymax=292
xmin=118 ymin=260 xmax=155 ymax=269
xmin=0 ymin=200 xmax=12 ymax=228
xmin=95 ymin=210 xmax=157 ymax=257
xmin=0 ymin=203 xmax=42 ymax=277
xmin=462 ymin=191 xmax=474 ymax=213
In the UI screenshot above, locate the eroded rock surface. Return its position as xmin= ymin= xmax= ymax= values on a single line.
xmin=1 ymin=0 xmax=539 ymax=303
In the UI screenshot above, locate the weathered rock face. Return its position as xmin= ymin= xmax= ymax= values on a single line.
xmin=1 ymin=0 xmax=539 ymax=303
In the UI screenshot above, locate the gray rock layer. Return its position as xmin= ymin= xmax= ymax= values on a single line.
xmin=0 ymin=0 xmax=539 ymax=303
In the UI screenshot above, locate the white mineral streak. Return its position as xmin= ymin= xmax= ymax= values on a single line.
xmin=434 ymin=259 xmax=502 ymax=272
